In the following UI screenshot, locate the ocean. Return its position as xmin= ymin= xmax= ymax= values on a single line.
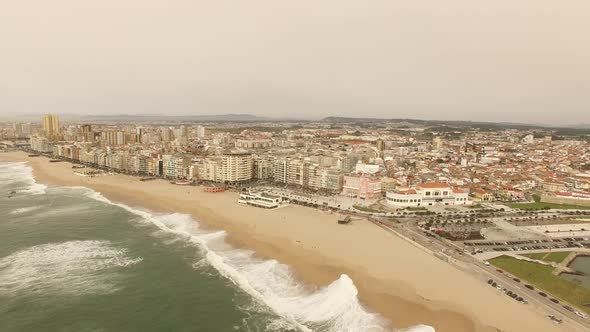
xmin=0 ymin=160 xmax=433 ymax=332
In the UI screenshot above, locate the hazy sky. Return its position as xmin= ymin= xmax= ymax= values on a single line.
xmin=1 ymin=1 xmax=589 ymax=124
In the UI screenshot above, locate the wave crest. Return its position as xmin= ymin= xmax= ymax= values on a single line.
xmin=0 ymin=161 xmax=46 ymax=194
xmin=82 ymin=189 xmax=434 ymax=332
xmin=0 ymin=240 xmax=142 ymax=296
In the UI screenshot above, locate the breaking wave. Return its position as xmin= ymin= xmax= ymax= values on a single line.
xmin=0 ymin=240 xmax=142 ymax=296
xmin=0 ymin=161 xmax=46 ymax=194
xmin=82 ymin=189 xmax=435 ymax=332
xmin=10 ymin=205 xmax=42 ymax=214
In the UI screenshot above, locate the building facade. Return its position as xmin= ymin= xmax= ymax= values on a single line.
xmin=386 ymin=183 xmax=471 ymax=207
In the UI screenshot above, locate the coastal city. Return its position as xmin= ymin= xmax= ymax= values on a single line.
xmin=2 ymin=114 xmax=590 ymax=331
xmin=3 ymin=2 xmax=590 ymax=332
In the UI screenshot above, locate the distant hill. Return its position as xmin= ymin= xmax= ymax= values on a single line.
xmin=321 ymin=117 xmax=590 ymax=132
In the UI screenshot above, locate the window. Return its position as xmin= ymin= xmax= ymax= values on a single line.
xmin=443 ymin=191 xmax=448 ymax=196
xmin=434 ymin=191 xmax=440 ymax=196
xmin=425 ymin=191 xmax=431 ymax=196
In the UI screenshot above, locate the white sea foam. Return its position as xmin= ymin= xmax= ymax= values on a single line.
xmin=400 ymin=326 xmax=436 ymax=332
xmin=0 ymin=240 xmax=142 ymax=296
xmin=0 ymin=161 xmax=46 ymax=194
xmin=10 ymin=205 xmax=42 ymax=214
xmin=82 ymin=189 xmax=434 ymax=332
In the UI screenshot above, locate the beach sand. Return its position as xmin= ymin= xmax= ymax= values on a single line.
xmin=1 ymin=151 xmax=568 ymax=332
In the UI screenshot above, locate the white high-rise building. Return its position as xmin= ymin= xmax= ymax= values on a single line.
xmin=221 ymin=152 xmax=253 ymax=183
xmin=196 ymin=125 xmax=206 ymax=138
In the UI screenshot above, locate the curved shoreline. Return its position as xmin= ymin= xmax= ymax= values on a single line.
xmin=0 ymin=151 xmax=568 ymax=332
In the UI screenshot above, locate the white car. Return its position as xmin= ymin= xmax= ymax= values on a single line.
xmin=484 ymin=261 xmax=490 ymax=266
xmin=575 ymin=311 xmax=588 ymax=319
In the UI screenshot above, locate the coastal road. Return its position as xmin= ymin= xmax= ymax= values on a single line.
xmin=380 ymin=219 xmax=590 ymax=332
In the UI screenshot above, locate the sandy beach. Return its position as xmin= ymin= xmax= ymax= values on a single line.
xmin=1 ymin=151 xmax=567 ymax=332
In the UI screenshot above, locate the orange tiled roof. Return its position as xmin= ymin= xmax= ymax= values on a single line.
xmin=418 ymin=182 xmax=450 ymax=189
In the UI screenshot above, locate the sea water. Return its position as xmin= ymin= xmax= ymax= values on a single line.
xmin=0 ymin=160 xmax=434 ymax=332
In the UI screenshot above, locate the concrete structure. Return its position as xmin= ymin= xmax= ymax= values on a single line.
xmin=30 ymin=135 xmax=54 ymax=153
xmin=42 ymin=114 xmax=60 ymax=140
xmin=433 ymin=137 xmax=443 ymax=151
xmin=235 ymin=139 xmax=272 ymax=149
xmin=542 ymin=192 xmax=590 ymax=207
xmin=203 ymin=185 xmax=226 ymax=193
xmin=221 ymin=152 xmax=253 ymax=183
xmin=342 ymin=174 xmax=382 ymax=199
xmin=386 ymin=182 xmax=471 ymax=207
xmin=238 ymin=191 xmax=284 ymax=208
xmin=195 ymin=125 xmax=206 ymax=138
xmin=254 ymin=157 xmax=274 ymax=180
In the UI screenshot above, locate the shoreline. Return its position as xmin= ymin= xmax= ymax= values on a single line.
xmin=1 ymin=151 xmax=566 ymax=332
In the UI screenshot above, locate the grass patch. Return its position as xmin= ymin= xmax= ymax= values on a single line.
xmin=506 ymin=201 xmax=590 ymax=210
xmin=353 ymin=205 xmax=381 ymax=213
xmin=489 ymin=255 xmax=590 ymax=313
xmin=523 ymin=251 xmax=571 ymax=264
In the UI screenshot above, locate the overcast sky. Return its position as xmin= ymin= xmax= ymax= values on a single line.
xmin=1 ymin=1 xmax=589 ymax=124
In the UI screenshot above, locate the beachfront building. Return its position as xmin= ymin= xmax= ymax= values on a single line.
xmin=195 ymin=158 xmax=222 ymax=182
xmin=238 ymin=191 xmax=284 ymax=209
xmin=342 ymin=174 xmax=382 ymax=199
xmin=254 ymin=156 xmax=274 ymax=180
xmin=221 ymin=152 xmax=253 ymax=183
xmin=162 ymin=154 xmax=191 ymax=179
xmin=30 ymin=135 xmax=54 ymax=153
xmin=273 ymin=158 xmax=289 ymax=183
xmin=308 ymin=165 xmax=343 ymax=192
xmin=285 ymin=159 xmax=305 ymax=186
xmin=386 ymin=182 xmax=471 ymax=207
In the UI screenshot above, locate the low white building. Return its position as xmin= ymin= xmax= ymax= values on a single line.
xmin=238 ymin=191 xmax=285 ymax=209
xmin=386 ymin=182 xmax=471 ymax=207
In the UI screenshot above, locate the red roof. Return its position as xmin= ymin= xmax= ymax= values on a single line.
xmin=418 ymin=182 xmax=450 ymax=189
xmin=396 ymin=189 xmax=417 ymax=195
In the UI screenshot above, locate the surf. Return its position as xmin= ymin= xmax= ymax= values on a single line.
xmin=0 ymin=240 xmax=142 ymax=296
xmin=0 ymin=161 xmax=46 ymax=195
xmin=82 ymin=188 xmax=435 ymax=332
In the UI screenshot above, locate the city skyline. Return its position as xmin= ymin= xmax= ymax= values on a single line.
xmin=3 ymin=2 xmax=590 ymax=332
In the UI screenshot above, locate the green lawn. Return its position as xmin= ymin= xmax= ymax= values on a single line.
xmin=506 ymin=201 xmax=590 ymax=210
xmin=489 ymin=255 xmax=590 ymax=313
xmin=522 ymin=251 xmax=571 ymax=264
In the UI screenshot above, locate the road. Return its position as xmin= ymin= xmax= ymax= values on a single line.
xmin=376 ymin=218 xmax=590 ymax=332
